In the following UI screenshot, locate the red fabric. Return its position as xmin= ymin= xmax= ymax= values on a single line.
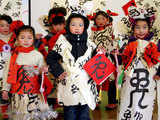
xmin=8 ymin=32 xmax=17 ymax=49
xmin=0 ymin=32 xmax=16 ymax=52
xmin=0 ymin=104 xmax=8 ymax=119
xmin=83 ymin=54 xmax=116 ymax=85
xmin=43 ymin=74 xmax=53 ymax=101
xmin=10 ymin=20 xmax=24 ymax=32
xmin=122 ymin=41 xmax=137 ymax=70
xmin=122 ymin=41 xmax=160 ymax=69
xmin=49 ymin=13 xmax=64 ymax=23
xmin=7 ymin=46 xmax=35 ymax=84
xmin=38 ymin=42 xmax=48 ymax=59
xmin=91 ymin=23 xmax=112 ymax=31
xmin=122 ymin=0 xmax=137 ymax=15
xmin=87 ymin=13 xmax=96 ymax=20
xmin=40 ymin=29 xmax=66 ymax=55
xmin=10 ymin=65 xmax=40 ymax=94
xmin=101 ymin=79 xmax=109 ymax=91
xmin=106 ymin=10 xmax=119 ymax=16
xmin=0 ymin=40 xmax=7 ymax=52
xmin=41 ymin=38 xmax=48 ymax=46
xmin=48 ymin=29 xmax=66 ymax=52
xmin=144 ymin=42 xmax=160 ymax=67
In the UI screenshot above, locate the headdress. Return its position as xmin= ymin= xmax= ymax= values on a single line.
xmin=128 ymin=6 xmax=156 ymax=27
xmin=48 ymin=7 xmax=67 ymax=25
xmin=66 ymin=0 xmax=94 ymax=30
xmin=116 ymin=0 xmax=157 ymax=36
xmin=87 ymin=10 xmax=118 ymax=21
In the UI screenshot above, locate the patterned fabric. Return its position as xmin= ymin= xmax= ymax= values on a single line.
xmin=0 ymin=32 xmax=16 ymax=90
xmin=53 ymin=35 xmax=98 ymax=110
xmin=118 ymin=37 xmax=160 ymax=120
xmin=90 ymin=25 xmax=117 ymax=54
xmin=10 ymin=94 xmax=45 ymax=120
xmin=4 ymin=49 xmax=55 ymax=120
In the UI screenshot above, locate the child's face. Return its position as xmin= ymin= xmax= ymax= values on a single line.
xmin=133 ymin=20 xmax=149 ymax=39
xmin=18 ymin=31 xmax=34 ymax=47
xmin=95 ymin=14 xmax=109 ymax=27
xmin=52 ymin=23 xmax=65 ymax=33
xmin=0 ymin=20 xmax=10 ymax=35
xmin=69 ymin=17 xmax=84 ymax=35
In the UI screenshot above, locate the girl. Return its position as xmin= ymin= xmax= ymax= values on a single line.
xmin=35 ymin=7 xmax=67 ymax=58
xmin=118 ymin=8 xmax=160 ymax=120
xmin=2 ymin=25 xmax=55 ymax=120
xmin=47 ymin=12 xmax=98 ymax=120
xmin=0 ymin=14 xmax=17 ymax=120
xmin=90 ymin=10 xmax=118 ymax=110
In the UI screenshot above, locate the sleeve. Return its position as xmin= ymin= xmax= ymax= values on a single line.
xmin=46 ymin=50 xmax=64 ymax=78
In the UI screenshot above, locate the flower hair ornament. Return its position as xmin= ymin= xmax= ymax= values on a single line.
xmin=49 ymin=13 xmax=64 ymax=23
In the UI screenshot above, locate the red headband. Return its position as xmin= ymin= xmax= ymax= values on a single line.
xmin=87 ymin=10 xmax=118 ymax=20
xmin=106 ymin=10 xmax=119 ymax=16
xmin=49 ymin=13 xmax=64 ymax=23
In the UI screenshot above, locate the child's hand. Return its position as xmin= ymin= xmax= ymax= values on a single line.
xmin=35 ymin=33 xmax=43 ymax=39
xmin=2 ymin=91 xmax=9 ymax=100
xmin=58 ymin=72 xmax=67 ymax=81
xmin=111 ymin=49 xmax=119 ymax=55
xmin=97 ymin=46 xmax=106 ymax=54
xmin=153 ymin=75 xmax=160 ymax=80
xmin=40 ymin=65 xmax=48 ymax=73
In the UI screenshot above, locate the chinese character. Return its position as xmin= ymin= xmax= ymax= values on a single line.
xmin=128 ymin=69 xmax=149 ymax=109
xmin=122 ymin=109 xmax=131 ymax=120
xmin=91 ymin=56 xmax=107 ymax=80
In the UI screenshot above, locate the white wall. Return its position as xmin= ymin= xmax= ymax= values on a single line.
xmin=21 ymin=0 xmax=29 ymax=25
xmin=31 ymin=0 xmax=51 ymax=35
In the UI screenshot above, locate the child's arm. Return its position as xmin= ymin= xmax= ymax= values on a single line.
xmin=46 ymin=50 xmax=65 ymax=78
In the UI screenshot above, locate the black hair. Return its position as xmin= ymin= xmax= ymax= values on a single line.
xmin=66 ymin=13 xmax=89 ymax=34
xmin=16 ymin=25 xmax=35 ymax=41
xmin=0 ymin=14 xmax=12 ymax=24
xmin=94 ymin=11 xmax=113 ymax=25
xmin=48 ymin=7 xmax=67 ymax=25
xmin=132 ymin=18 xmax=151 ymax=31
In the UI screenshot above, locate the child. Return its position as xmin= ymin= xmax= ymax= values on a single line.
xmin=118 ymin=8 xmax=160 ymax=120
xmin=0 ymin=14 xmax=17 ymax=120
xmin=47 ymin=12 xmax=98 ymax=120
xmin=90 ymin=10 xmax=118 ymax=110
xmin=2 ymin=25 xmax=55 ymax=120
xmin=35 ymin=7 xmax=67 ymax=58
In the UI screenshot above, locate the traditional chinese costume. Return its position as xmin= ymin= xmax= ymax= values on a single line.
xmin=47 ymin=34 xmax=98 ymax=110
xmin=118 ymin=34 xmax=160 ymax=120
xmin=4 ymin=46 xmax=54 ymax=120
